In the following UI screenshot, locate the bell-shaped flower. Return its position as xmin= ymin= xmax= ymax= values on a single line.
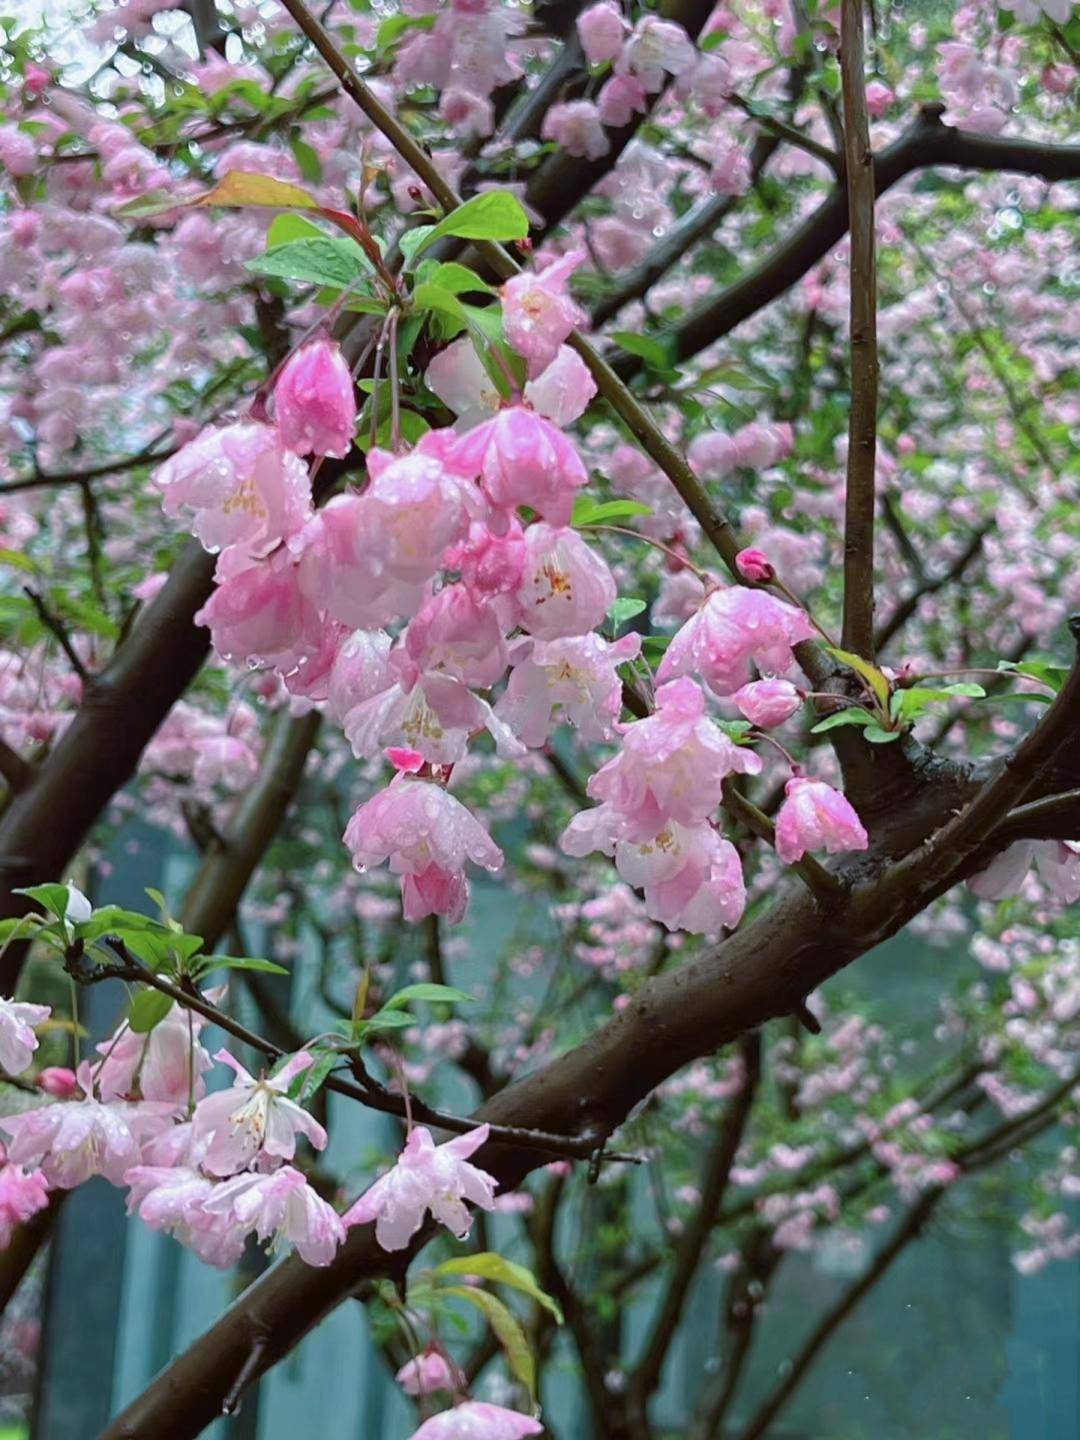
xmin=191 ymin=1050 xmax=328 ymax=1177
xmin=496 ymin=631 xmax=640 ymax=747
xmin=124 ymin=1164 xmax=247 ymax=1269
xmin=657 ymin=586 xmax=816 ymax=698
xmin=502 ymin=249 xmax=587 ymax=379
xmin=343 ymin=777 xmax=503 ymax=924
xmin=616 ymin=15 xmax=696 ymax=92
xmin=0 ymin=1156 xmax=50 ymax=1247
xmin=327 ymin=628 xmax=394 ymax=725
xmin=342 ymin=1123 xmax=497 ymax=1250
xmin=451 ymin=409 xmax=586 ymax=533
xmin=522 ymin=345 xmax=597 ymax=426
xmin=408 ymin=1402 xmax=543 ymax=1440
xmin=396 ymin=1350 xmax=462 ymax=1397
xmin=0 ymin=996 xmax=50 ymax=1077
xmin=95 ymin=1001 xmax=213 ymax=1108
xmin=195 ymin=550 xmax=324 ymax=675
xmin=427 ymin=340 xmax=595 ymax=430
xmin=969 ymin=839 xmax=1080 ymax=904
xmin=732 ymin=678 xmax=802 ymax=728
xmin=153 ymin=420 xmax=312 ymax=570
xmin=586 ymin=678 xmax=761 ymax=840
xmin=365 ymin=440 xmax=477 ymax=582
xmin=578 ymin=0 xmax=626 ymax=63
xmin=403 ymin=584 xmax=509 ymax=690
xmin=775 ymin=777 xmax=869 ymax=864
xmin=200 ymin=1165 xmax=346 ymax=1267
xmin=296 ymin=496 xmax=420 ymax=632
xmin=513 ymin=524 xmax=616 ymax=639
xmin=0 ymin=1063 xmax=174 ymax=1189
xmin=274 ymin=336 xmax=357 ymax=459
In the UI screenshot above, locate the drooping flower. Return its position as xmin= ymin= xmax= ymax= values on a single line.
xmin=95 ymin=1000 xmax=213 ymax=1108
xmin=657 ymin=587 xmax=816 ymax=697
xmin=496 ymin=631 xmax=641 ymax=747
xmin=969 ymin=839 xmax=1080 ymax=904
xmin=584 ymin=677 xmax=761 ymax=840
xmin=153 ymin=421 xmax=312 ymax=570
xmin=0 ymin=996 xmax=50 ymax=1077
xmin=501 ymin=249 xmax=587 ymax=379
xmin=451 ymin=409 xmax=587 ymax=534
xmin=577 ymin=1 xmax=626 ymax=64
xmin=732 ymin=678 xmax=802 ymax=728
xmin=427 ymin=340 xmax=595 ymax=430
xmin=403 ymin=584 xmax=509 ymax=689
xmin=192 ymin=1050 xmax=327 ymax=1177
xmin=343 ymin=776 xmax=503 ymax=923
xmin=0 ymin=1064 xmax=174 ymax=1188
xmin=774 ymin=777 xmax=869 ymax=864
xmin=597 ymin=72 xmax=649 ymax=127
xmin=513 ymin=524 xmax=616 ymax=639
xmin=396 ymin=1349 xmax=462 ymax=1397
xmin=407 ymin=1402 xmax=543 ymax=1440
xmin=0 ymin=1157 xmax=49 ymax=1248
xmin=343 ymin=1123 xmax=497 ymax=1250
xmin=200 ymin=1165 xmax=346 ymax=1266
xmin=274 ymin=336 xmax=357 ymax=459
xmin=195 ymin=550 xmax=324 ymax=674
xmin=124 ymin=1164 xmax=247 ymax=1269
xmin=616 ymin=15 xmax=696 ymax=92
xmin=540 ymin=100 xmax=609 ymax=160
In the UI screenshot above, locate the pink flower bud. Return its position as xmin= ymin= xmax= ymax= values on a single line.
xmin=274 ymin=337 xmax=357 ymax=459
xmin=733 ymin=679 xmax=802 ymax=728
xmin=735 ymin=548 xmax=774 ymax=583
xmin=37 ymin=1066 xmax=78 ymax=1099
xmin=395 ymin=1349 xmax=461 ymax=1396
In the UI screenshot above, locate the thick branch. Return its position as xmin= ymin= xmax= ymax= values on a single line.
xmin=839 ymin=0 xmax=878 ymax=660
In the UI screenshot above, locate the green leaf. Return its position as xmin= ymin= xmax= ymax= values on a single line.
xmin=199 ymin=955 xmax=290 ymax=976
xmin=436 ymin=1252 xmax=564 ymax=1323
xmin=864 ymin=724 xmax=901 ymax=744
xmin=290 ymin=1047 xmax=339 ymax=1101
xmin=571 ymin=497 xmax=652 ymax=527
xmin=641 ymin=634 xmax=671 ymax=662
xmin=414 ymin=190 xmax=529 ymax=258
xmin=825 ymin=646 xmax=891 ymax=712
xmin=0 ymin=547 xmax=36 ymax=574
xmin=289 ymin=136 xmax=322 ymax=184
xmin=717 ymin=719 xmax=753 ymax=741
xmin=608 ymin=597 xmax=647 ymax=634
xmin=610 ymin=331 xmax=670 ymax=369
xmin=810 ymin=707 xmax=877 ymax=734
xmin=382 ymin=982 xmax=474 ymax=1010
xmin=13 ymin=883 xmax=73 ymax=920
xmin=128 ymin=988 xmax=174 ymax=1034
xmin=266 ymin=213 xmax=326 ymax=247
xmin=412 ymin=281 xmax=469 ymax=327
xmin=420 ymin=262 xmax=495 ymax=296
xmin=399 ymin=225 xmax=436 ymax=269
xmin=997 ymin=660 xmax=1069 ymax=693
xmin=247 ymin=236 xmax=372 ymax=289
xmin=355 ymin=1009 xmax=414 ymax=1037
xmin=444 ymin=1287 xmax=537 ymax=1401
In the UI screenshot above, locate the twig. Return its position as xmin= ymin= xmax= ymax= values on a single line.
xmin=23 ymin=588 xmax=88 ymax=682
xmin=839 ymin=0 xmax=878 ymax=661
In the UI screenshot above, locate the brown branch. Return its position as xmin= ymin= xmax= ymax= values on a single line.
xmin=839 ymin=0 xmax=878 ymax=660
xmin=0 ymin=739 xmax=32 ymax=794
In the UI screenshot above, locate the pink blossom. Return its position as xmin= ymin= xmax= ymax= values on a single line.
xmin=396 ymin=1349 xmax=462 ymax=1396
xmin=523 ymin=346 xmax=598 ymax=426
xmin=195 ymin=551 xmax=324 ymax=673
xmin=775 ymin=777 xmax=869 ymax=864
xmin=404 ymin=584 xmax=509 ymax=689
xmin=451 ymin=408 xmax=586 ymax=533
xmin=969 ymin=840 xmax=1080 ymax=904
xmin=274 ymin=337 xmax=357 ymax=459
xmin=327 ymin=629 xmax=393 ymax=725
xmin=407 ymin=1403 xmax=543 ymax=1440
xmin=201 ymin=1165 xmax=346 ymax=1266
xmin=596 ymin=817 xmax=747 ymax=934
xmin=597 ymin=72 xmax=649 ymax=127
xmin=584 ymin=678 xmax=761 ymax=840
xmin=513 ymin=524 xmax=616 ymax=639
xmin=616 ymin=16 xmax=696 ymax=92
xmin=502 ymin=249 xmax=587 ymax=379
xmin=0 ymin=125 xmax=37 ymax=178
xmin=0 ymin=997 xmax=50 ymax=1077
xmin=428 ymin=340 xmax=595 ymax=429
xmin=342 ymin=1123 xmax=497 ymax=1249
xmin=37 ymin=1066 xmax=78 ymax=1098
xmin=439 ymin=89 xmax=495 ymax=139
xmin=343 ymin=777 xmax=503 ymax=924
xmin=153 ymin=421 xmax=312 ymax=570
xmin=657 ymin=587 xmax=815 ymax=697
xmin=540 ymin=101 xmax=609 ymax=160
xmin=0 ymin=1064 xmax=174 ymax=1188
xmin=496 ymin=631 xmax=641 ymax=747
xmin=710 ymin=140 xmax=752 ymax=197
xmin=733 ymin=679 xmax=802 ymax=728
xmin=95 ymin=1001 xmax=213 ymax=1108
xmin=577 ymin=1 xmax=626 ymax=64
xmin=124 ymin=1165 xmax=247 ymax=1268
xmin=864 ymin=80 xmax=894 ymax=116
xmin=735 ymin=548 xmax=774 ymax=583
xmin=192 ymin=1049 xmax=327 ymax=1176
xmin=0 ymin=1162 xmax=49 ymax=1248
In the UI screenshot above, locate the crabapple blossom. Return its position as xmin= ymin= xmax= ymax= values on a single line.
xmin=274 ymin=336 xmax=357 ymax=459
xmin=734 ymin=548 xmax=775 ymax=583
xmin=775 ymin=777 xmax=869 ymax=864
xmin=36 ymin=1067 xmax=78 ymax=1098
xmin=598 ymin=71 xmax=650 ymax=127
xmin=343 ymin=775 xmax=503 ymax=923
xmin=396 ymin=1350 xmax=462 ymax=1396
xmin=496 ymin=631 xmax=642 ymax=747
xmin=969 ymin=839 xmax=1080 ymax=904
xmin=0 ymin=1152 xmax=49 ymax=1248
xmin=513 ymin=524 xmax=616 ymax=639
xmin=616 ymin=16 xmax=696 ymax=92
xmin=94 ymin=1001 xmax=213 ymax=1108
xmin=342 ymin=1123 xmax=497 ymax=1249
xmin=0 ymin=996 xmax=50 ymax=1077
xmin=195 ymin=550 xmax=323 ymax=673
xmin=577 ymin=1 xmax=626 ymax=64
xmin=192 ymin=1049 xmax=327 ymax=1176
xmin=124 ymin=1165 xmax=247 ymax=1269
xmin=153 ymin=421 xmax=312 ymax=573
xmin=450 ymin=408 xmax=587 ymax=533
xmin=584 ymin=678 xmax=762 ymax=840
xmin=501 ymin=249 xmax=587 ymax=379
xmin=540 ymin=100 xmax=609 ymax=160
xmin=200 ymin=1166 xmax=346 ymax=1266
xmin=657 ymin=587 xmax=816 ymax=697
xmin=0 ymin=1063 xmax=174 ymax=1188
xmin=407 ymin=1403 xmax=543 ymax=1440
xmin=733 ymin=678 xmax=803 ymax=728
